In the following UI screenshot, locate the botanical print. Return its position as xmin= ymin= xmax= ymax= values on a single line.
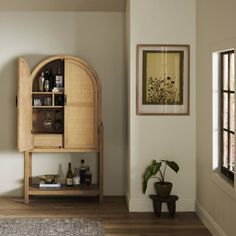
xmin=142 ymin=51 xmax=184 ymax=105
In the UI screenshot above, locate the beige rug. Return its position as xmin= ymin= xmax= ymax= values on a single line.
xmin=0 ymin=218 xmax=104 ymax=236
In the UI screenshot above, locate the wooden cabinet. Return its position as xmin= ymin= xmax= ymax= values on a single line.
xmin=17 ymin=56 xmax=103 ymax=204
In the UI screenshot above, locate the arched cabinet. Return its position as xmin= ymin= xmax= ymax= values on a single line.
xmin=17 ymin=56 xmax=103 ymax=204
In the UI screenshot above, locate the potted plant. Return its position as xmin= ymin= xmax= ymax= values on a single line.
xmin=143 ymin=160 xmax=179 ymax=198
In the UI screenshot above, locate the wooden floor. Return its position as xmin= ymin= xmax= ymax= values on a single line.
xmin=0 ymin=196 xmax=212 ymax=236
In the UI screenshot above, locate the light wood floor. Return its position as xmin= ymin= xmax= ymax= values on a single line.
xmin=0 ymin=196 xmax=212 ymax=236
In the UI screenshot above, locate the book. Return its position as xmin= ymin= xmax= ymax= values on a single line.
xmin=39 ymin=183 xmax=61 ymax=188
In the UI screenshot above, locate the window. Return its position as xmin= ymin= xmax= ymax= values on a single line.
xmin=220 ymin=50 xmax=235 ymax=182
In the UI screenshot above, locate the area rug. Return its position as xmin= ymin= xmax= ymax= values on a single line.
xmin=0 ymin=218 xmax=104 ymax=236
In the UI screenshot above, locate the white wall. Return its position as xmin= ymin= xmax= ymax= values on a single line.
xmin=0 ymin=11 xmax=126 ymax=196
xmin=127 ymin=0 xmax=196 ymax=211
xmin=196 ymin=1 xmax=236 ymax=236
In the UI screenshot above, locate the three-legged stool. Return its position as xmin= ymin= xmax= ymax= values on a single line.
xmin=149 ymin=195 xmax=179 ymax=217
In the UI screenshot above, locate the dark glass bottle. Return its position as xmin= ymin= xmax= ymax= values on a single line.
xmin=66 ymin=162 xmax=74 ymax=186
xmin=49 ymin=69 xmax=54 ymax=92
xmin=79 ymin=159 xmax=86 ymax=184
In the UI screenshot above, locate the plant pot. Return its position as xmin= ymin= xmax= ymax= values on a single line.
xmin=154 ymin=182 xmax=172 ymax=198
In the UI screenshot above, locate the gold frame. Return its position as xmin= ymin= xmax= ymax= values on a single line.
xmin=136 ymin=44 xmax=190 ymax=115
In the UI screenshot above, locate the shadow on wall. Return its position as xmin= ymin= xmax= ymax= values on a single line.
xmin=0 ymin=58 xmax=18 ymax=151
xmin=2 ymin=187 xmax=23 ymax=197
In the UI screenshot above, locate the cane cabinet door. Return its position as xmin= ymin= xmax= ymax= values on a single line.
xmin=17 ymin=58 xmax=33 ymax=152
xmin=64 ymin=58 xmax=98 ymax=149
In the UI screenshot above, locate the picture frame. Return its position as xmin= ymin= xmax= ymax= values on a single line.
xmin=136 ymin=44 xmax=190 ymax=115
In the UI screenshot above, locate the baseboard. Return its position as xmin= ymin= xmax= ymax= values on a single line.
xmin=128 ymin=197 xmax=195 ymax=212
xmin=196 ymin=201 xmax=228 ymax=236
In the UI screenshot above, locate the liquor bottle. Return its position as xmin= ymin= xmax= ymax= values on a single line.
xmin=49 ymin=69 xmax=54 ymax=92
xmin=85 ymin=167 xmax=92 ymax=186
xmin=53 ymin=111 xmax=62 ymax=131
xmin=44 ymin=67 xmax=50 ymax=92
xmin=38 ymin=72 xmax=45 ymax=92
xmin=79 ymin=159 xmax=86 ymax=184
xmin=55 ymin=68 xmax=63 ymax=88
xmin=66 ymin=162 xmax=74 ymax=186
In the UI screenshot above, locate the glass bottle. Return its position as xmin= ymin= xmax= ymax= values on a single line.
xmin=85 ymin=167 xmax=92 ymax=186
xmin=53 ymin=111 xmax=62 ymax=131
xmin=79 ymin=159 xmax=86 ymax=184
xmin=38 ymin=72 xmax=45 ymax=92
xmin=49 ymin=69 xmax=54 ymax=92
xmin=66 ymin=162 xmax=74 ymax=186
xmin=44 ymin=68 xmax=50 ymax=92
xmin=73 ymin=168 xmax=80 ymax=185
xmin=55 ymin=68 xmax=63 ymax=88
xmin=43 ymin=111 xmax=52 ymax=129
xmin=44 ymin=79 xmax=50 ymax=92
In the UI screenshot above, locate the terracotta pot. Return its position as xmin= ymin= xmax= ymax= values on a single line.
xmin=154 ymin=182 xmax=172 ymax=198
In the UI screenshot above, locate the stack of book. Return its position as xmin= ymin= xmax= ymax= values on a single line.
xmin=39 ymin=183 xmax=61 ymax=188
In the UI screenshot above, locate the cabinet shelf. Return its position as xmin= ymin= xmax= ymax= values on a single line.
xmin=31 ymin=148 xmax=99 ymax=153
xmin=33 ymin=106 xmax=63 ymax=109
xmin=32 ymin=92 xmax=64 ymax=95
xmin=29 ymin=184 xmax=100 ymax=196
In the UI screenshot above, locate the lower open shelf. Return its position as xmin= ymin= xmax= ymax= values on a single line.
xmin=29 ymin=184 xmax=100 ymax=196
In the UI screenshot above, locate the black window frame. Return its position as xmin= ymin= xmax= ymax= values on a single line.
xmin=220 ymin=50 xmax=235 ymax=182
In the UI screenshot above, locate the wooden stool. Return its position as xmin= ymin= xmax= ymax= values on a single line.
xmin=149 ymin=195 xmax=179 ymax=217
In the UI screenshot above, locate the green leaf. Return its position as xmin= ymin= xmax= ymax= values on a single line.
xmin=142 ymin=161 xmax=161 ymax=193
xmin=164 ymin=160 xmax=179 ymax=173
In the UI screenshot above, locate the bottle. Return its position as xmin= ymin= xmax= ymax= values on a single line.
xmin=38 ymin=72 xmax=45 ymax=92
xmin=42 ymin=111 xmax=52 ymax=129
xmin=85 ymin=167 xmax=92 ymax=186
xmin=66 ymin=162 xmax=74 ymax=186
xmin=55 ymin=68 xmax=63 ymax=88
xmin=43 ymin=76 xmax=50 ymax=92
xmin=73 ymin=168 xmax=80 ymax=185
xmin=44 ymin=68 xmax=50 ymax=92
xmin=49 ymin=69 xmax=54 ymax=92
xmin=79 ymin=159 xmax=86 ymax=184
xmin=53 ymin=111 xmax=62 ymax=131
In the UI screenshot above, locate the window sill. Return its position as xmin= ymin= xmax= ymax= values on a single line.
xmin=212 ymin=170 xmax=236 ymax=202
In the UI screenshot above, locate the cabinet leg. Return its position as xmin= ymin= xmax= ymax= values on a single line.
xmin=24 ymin=151 xmax=30 ymax=204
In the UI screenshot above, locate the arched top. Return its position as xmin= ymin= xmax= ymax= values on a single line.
xmin=31 ymin=55 xmax=102 ymax=96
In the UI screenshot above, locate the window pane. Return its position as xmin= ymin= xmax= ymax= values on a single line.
xmin=230 ymin=53 xmax=234 ymax=91
xmin=230 ymin=94 xmax=235 ymax=132
xmin=223 ymin=54 xmax=228 ymax=90
xmin=223 ymin=131 xmax=228 ymax=168
xmin=230 ymin=134 xmax=235 ymax=172
xmin=223 ymin=93 xmax=228 ymax=129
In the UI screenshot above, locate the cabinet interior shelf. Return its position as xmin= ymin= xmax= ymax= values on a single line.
xmin=29 ymin=184 xmax=99 ymax=196
xmin=33 ymin=106 xmax=63 ymax=109
xmin=32 ymin=92 xmax=64 ymax=95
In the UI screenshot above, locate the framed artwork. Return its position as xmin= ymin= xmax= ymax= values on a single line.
xmin=136 ymin=44 xmax=190 ymax=115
